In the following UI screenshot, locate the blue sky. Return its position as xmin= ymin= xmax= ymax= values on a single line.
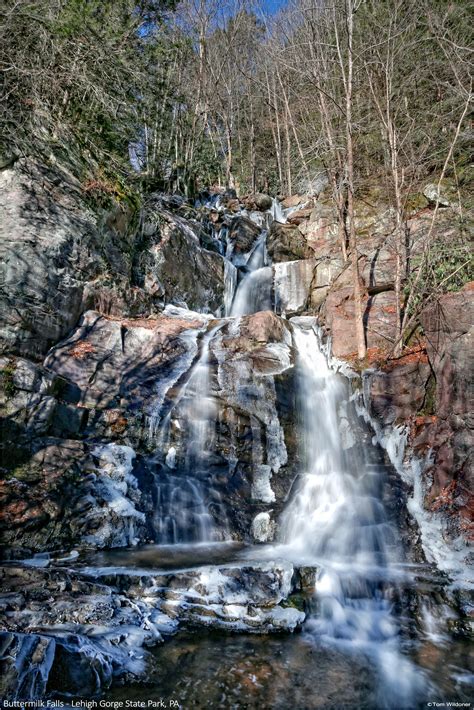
xmin=261 ymin=0 xmax=287 ymax=14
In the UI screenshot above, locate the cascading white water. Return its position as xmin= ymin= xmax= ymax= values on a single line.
xmin=153 ymin=473 xmax=215 ymax=544
xmin=230 ymin=234 xmax=272 ymax=316
xmin=270 ymin=197 xmax=286 ymax=223
xmin=153 ymin=324 xmax=227 ymax=544
xmin=276 ymin=317 xmax=426 ymax=708
xmin=182 ymin=330 xmax=217 ymax=471
xmin=224 ymin=259 xmax=238 ymax=317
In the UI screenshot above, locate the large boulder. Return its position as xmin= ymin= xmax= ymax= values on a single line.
xmin=145 ymin=212 xmax=225 ymax=313
xmin=267 ymin=222 xmax=312 ymax=263
xmin=228 ymin=216 xmax=261 ymax=254
xmin=244 ymin=193 xmax=273 ymax=211
xmin=43 ymin=309 xmax=209 ymax=413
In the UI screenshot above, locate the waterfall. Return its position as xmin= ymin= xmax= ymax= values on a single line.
xmin=270 ymin=197 xmax=286 ymax=223
xmin=152 ymin=474 xmax=216 ymax=544
xmin=224 ymin=259 xmax=238 ymax=316
xmin=230 ymin=233 xmax=272 ymax=316
xmin=182 ymin=329 xmax=218 ymax=472
xmin=152 ymin=324 xmax=227 ymax=544
xmin=276 ymin=317 xmax=426 ymax=707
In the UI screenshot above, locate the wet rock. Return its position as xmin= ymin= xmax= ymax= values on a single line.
xmin=0 ymin=564 xmax=170 ymax=699
xmin=228 ymin=216 xmax=261 ymax=254
xmin=294 ymin=566 xmax=318 ymax=593
xmin=88 ymin=560 xmax=305 ymax=633
xmin=267 ymin=222 xmax=312 ymax=263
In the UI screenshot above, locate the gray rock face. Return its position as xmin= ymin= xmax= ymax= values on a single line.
xmin=274 ymin=259 xmax=316 ymax=315
xmin=228 ymin=216 xmax=261 ymax=254
xmin=0 ymin=160 xmax=137 ymax=360
xmin=0 ymin=161 xmax=229 ymax=361
xmin=145 ymin=211 xmax=226 ymax=313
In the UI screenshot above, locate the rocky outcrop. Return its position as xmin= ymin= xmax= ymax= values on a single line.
xmin=0 ymin=557 xmax=307 ymax=699
xmin=267 ymin=222 xmax=312 ymax=263
xmin=416 ymin=287 xmax=473 ymax=536
xmin=0 ymin=159 xmax=129 ymax=360
xmin=361 ymin=285 xmax=474 ymax=568
xmin=0 ymin=160 xmax=229 ymax=362
xmin=0 ymin=308 xmax=214 ymax=550
xmin=144 ymin=210 xmax=226 ymax=312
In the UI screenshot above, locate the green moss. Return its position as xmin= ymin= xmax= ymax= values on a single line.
xmin=281 ymin=593 xmax=306 ymax=612
xmin=4 ymin=463 xmax=41 ymax=483
xmin=419 ymin=373 xmax=437 ymax=416
xmin=1 ymin=360 xmax=17 ymax=399
xmin=404 ymin=192 xmax=429 ymax=216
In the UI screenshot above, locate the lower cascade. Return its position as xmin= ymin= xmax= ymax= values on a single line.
xmin=275 ymin=318 xmax=425 ymax=707
xmin=1 ymin=194 xmax=471 ymax=709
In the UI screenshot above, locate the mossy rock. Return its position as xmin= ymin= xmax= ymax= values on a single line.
xmin=1 ymin=360 xmax=17 ymax=399
xmin=281 ymin=593 xmax=306 ymax=612
xmin=405 ymin=192 xmax=429 ymax=216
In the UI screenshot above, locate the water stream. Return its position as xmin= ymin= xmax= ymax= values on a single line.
xmin=151 ymin=324 xmax=227 ymax=544
xmin=274 ymin=318 xmax=426 ymax=707
xmin=99 ymin=201 xmax=471 ymax=707
xmin=229 ymin=233 xmax=272 ymax=317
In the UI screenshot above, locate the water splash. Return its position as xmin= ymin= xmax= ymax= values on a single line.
xmin=276 ymin=317 xmax=428 ymax=708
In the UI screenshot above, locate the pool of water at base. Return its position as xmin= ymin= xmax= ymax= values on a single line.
xmin=104 ymin=628 xmax=473 ymax=710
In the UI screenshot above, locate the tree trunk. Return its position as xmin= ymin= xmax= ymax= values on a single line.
xmin=344 ymin=0 xmax=366 ymax=359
